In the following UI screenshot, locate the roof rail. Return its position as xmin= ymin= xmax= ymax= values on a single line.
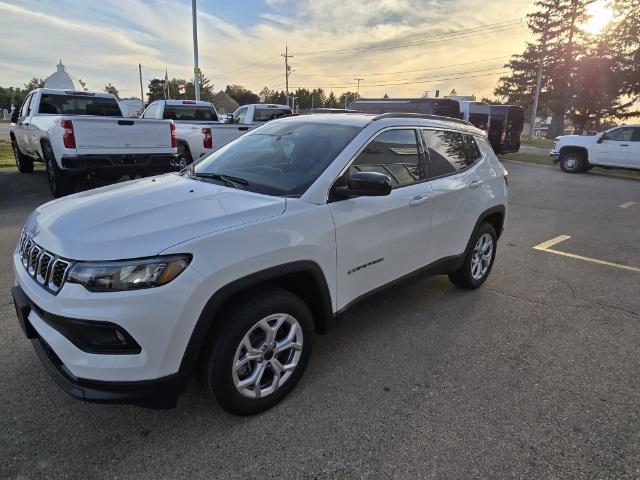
xmin=371 ymin=112 xmax=472 ymax=126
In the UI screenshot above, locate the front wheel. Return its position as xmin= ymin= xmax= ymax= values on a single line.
xmin=449 ymin=222 xmax=497 ymax=289
xmin=559 ymin=151 xmax=585 ymax=173
xmin=202 ymin=287 xmax=314 ymax=415
xmin=12 ymin=140 xmax=34 ymax=173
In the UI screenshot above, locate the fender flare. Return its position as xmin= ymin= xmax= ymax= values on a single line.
xmin=177 ymin=260 xmax=333 ymax=381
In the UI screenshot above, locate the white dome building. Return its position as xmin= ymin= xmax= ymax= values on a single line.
xmin=44 ymin=60 xmax=77 ymax=90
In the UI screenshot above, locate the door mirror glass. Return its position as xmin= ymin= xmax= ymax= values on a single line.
xmin=346 ymin=171 xmax=392 ymax=197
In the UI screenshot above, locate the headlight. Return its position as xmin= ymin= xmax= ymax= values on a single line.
xmin=67 ymin=254 xmax=191 ymax=292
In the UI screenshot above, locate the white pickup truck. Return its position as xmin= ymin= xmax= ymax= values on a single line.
xmin=141 ymin=100 xmax=292 ymax=166
xmin=10 ymin=88 xmax=177 ymax=197
xmin=551 ymin=124 xmax=640 ymax=172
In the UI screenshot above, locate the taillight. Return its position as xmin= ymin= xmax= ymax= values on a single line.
xmin=61 ymin=119 xmax=75 ymax=148
xmin=170 ymin=122 xmax=176 ymax=148
xmin=202 ymin=128 xmax=212 ymax=149
xmin=500 ymin=130 xmax=506 ymax=144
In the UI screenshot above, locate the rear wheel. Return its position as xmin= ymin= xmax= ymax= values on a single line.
xmin=560 ymin=151 xmax=585 ymax=173
xmin=42 ymin=142 xmax=74 ymax=197
xmin=202 ymin=287 xmax=314 ymax=416
xmin=176 ymin=142 xmax=193 ymax=170
xmin=11 ymin=140 xmax=34 ymax=173
xmin=449 ymin=222 xmax=497 ymax=289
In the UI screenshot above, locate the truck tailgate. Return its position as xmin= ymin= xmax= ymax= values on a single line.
xmin=71 ymin=117 xmax=173 ymax=153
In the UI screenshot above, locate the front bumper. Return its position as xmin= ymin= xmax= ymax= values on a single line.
xmin=550 ymin=151 xmax=560 ymax=163
xmin=12 ymin=284 xmax=185 ymax=408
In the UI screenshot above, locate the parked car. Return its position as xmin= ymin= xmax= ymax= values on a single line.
xmin=551 ymin=125 xmax=640 ymax=172
xmin=457 ymin=101 xmax=491 ymax=133
xmin=11 ymin=112 xmax=507 ymax=415
xmin=141 ymin=99 xmax=221 ymax=167
xmin=10 ymin=88 xmax=177 ymax=197
xmin=349 ymin=98 xmax=461 ymax=119
xmin=488 ymin=105 xmax=524 ymax=154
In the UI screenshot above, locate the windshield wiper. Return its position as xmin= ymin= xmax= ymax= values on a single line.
xmin=192 ymin=171 xmax=249 ymax=189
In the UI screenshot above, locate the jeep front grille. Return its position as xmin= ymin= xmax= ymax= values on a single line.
xmin=17 ymin=231 xmax=72 ymax=295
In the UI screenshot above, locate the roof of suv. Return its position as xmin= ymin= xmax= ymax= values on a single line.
xmin=274 ymin=112 xmax=485 ymax=135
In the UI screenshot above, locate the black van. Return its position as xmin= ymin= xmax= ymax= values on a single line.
xmin=348 ymin=98 xmax=461 ymax=119
xmin=488 ymin=105 xmax=524 ymax=154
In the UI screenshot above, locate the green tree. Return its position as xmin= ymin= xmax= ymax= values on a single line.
xmin=24 ymin=78 xmax=45 ymax=92
xmin=495 ymin=0 xmax=593 ymax=137
xmin=609 ymin=0 xmax=640 ymax=117
xmin=310 ymin=88 xmax=327 ymax=108
xmin=225 ymin=84 xmax=259 ymax=105
xmin=338 ymin=91 xmax=360 ymax=109
xmin=147 ymin=74 xmax=216 ymax=104
xmin=326 ymin=92 xmax=338 ymax=108
xmin=104 ymin=83 xmax=120 ymax=99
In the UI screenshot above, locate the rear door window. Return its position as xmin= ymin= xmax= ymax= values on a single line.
xmin=422 ymin=130 xmax=470 ymax=178
xmin=351 ymin=129 xmax=424 ymax=187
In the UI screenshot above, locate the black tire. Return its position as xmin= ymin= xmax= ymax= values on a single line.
xmin=42 ymin=142 xmax=74 ymax=197
xmin=176 ymin=142 xmax=193 ymax=170
xmin=202 ymin=287 xmax=314 ymax=416
xmin=11 ymin=139 xmax=34 ymax=173
xmin=449 ymin=222 xmax=498 ymax=289
xmin=559 ymin=151 xmax=585 ymax=173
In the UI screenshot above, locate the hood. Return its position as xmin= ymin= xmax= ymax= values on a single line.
xmin=555 ymin=134 xmax=596 ymax=143
xmin=27 ymin=174 xmax=286 ymax=260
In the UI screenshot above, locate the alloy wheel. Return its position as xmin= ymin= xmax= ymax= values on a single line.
xmin=470 ymin=233 xmax=493 ymax=280
xmin=232 ymin=313 xmax=303 ymax=399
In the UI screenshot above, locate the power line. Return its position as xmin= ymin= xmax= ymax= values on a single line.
xmin=286 ymin=69 xmax=510 ymax=90
xmin=291 ymin=18 xmax=524 ymax=56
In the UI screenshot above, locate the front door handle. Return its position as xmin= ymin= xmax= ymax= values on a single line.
xmin=238 ymin=126 xmax=249 ymax=131
xmin=409 ymin=195 xmax=429 ymax=206
xmin=620 ymin=144 xmax=629 ymax=147
xmin=469 ymin=180 xmax=481 ymax=188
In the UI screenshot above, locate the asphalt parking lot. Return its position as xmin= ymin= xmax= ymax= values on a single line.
xmin=1 ymin=161 xmax=639 ymax=479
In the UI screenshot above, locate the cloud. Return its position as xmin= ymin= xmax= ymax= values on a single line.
xmin=0 ymin=0 xmax=534 ymax=100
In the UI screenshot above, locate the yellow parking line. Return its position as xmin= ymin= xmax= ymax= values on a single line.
xmin=533 ymin=235 xmax=640 ymax=273
xmin=619 ymin=201 xmax=637 ymax=209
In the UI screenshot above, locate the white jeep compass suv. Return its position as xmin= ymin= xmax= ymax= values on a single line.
xmin=12 ymin=113 xmax=508 ymax=415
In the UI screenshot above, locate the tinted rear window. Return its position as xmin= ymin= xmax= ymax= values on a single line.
xmin=253 ymin=108 xmax=292 ymax=122
xmin=39 ymin=94 xmax=122 ymax=116
xmin=163 ymin=106 xmax=217 ymax=121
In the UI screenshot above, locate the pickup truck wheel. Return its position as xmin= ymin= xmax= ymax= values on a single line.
xmin=42 ymin=142 xmax=74 ymax=197
xmin=203 ymin=287 xmax=314 ymax=415
xmin=176 ymin=143 xmax=193 ymax=170
xmin=449 ymin=223 xmax=497 ymax=289
xmin=560 ymin=152 xmax=585 ymax=173
xmin=12 ymin=140 xmax=34 ymax=173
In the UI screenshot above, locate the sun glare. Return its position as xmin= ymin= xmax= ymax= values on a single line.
xmin=582 ymin=0 xmax=614 ymax=34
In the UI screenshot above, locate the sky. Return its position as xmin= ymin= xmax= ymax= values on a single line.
xmin=0 ymin=0 xmax=537 ymax=100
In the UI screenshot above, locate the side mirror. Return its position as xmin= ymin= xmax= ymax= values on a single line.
xmin=335 ymin=171 xmax=392 ymax=199
xmin=597 ymin=133 xmax=605 ymax=144
xmin=10 ymin=107 xmax=19 ymax=124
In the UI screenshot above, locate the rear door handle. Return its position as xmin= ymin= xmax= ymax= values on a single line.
xmin=620 ymin=144 xmax=629 ymax=147
xmin=469 ymin=180 xmax=481 ymax=188
xmin=409 ymin=195 xmax=429 ymax=206
xmin=238 ymin=126 xmax=249 ymax=131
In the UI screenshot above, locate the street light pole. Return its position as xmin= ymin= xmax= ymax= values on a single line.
xmin=191 ymin=0 xmax=201 ymax=101
xmin=530 ymin=24 xmax=548 ymax=141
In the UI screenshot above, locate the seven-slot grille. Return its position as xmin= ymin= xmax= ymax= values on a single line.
xmin=17 ymin=231 xmax=71 ymax=294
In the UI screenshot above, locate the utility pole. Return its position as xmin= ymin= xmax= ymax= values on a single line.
xmin=282 ymin=44 xmax=293 ymax=107
xmin=344 ymin=93 xmax=350 ymax=109
xmin=191 ymin=0 xmax=201 ymax=101
xmin=530 ymin=23 xmax=548 ymax=141
xmin=354 ymin=78 xmax=364 ymax=97
xmin=138 ymin=63 xmax=144 ymax=108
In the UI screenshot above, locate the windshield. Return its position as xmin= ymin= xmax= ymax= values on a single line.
xmin=192 ymin=121 xmax=361 ymax=196
xmin=39 ymin=94 xmax=122 ymax=116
